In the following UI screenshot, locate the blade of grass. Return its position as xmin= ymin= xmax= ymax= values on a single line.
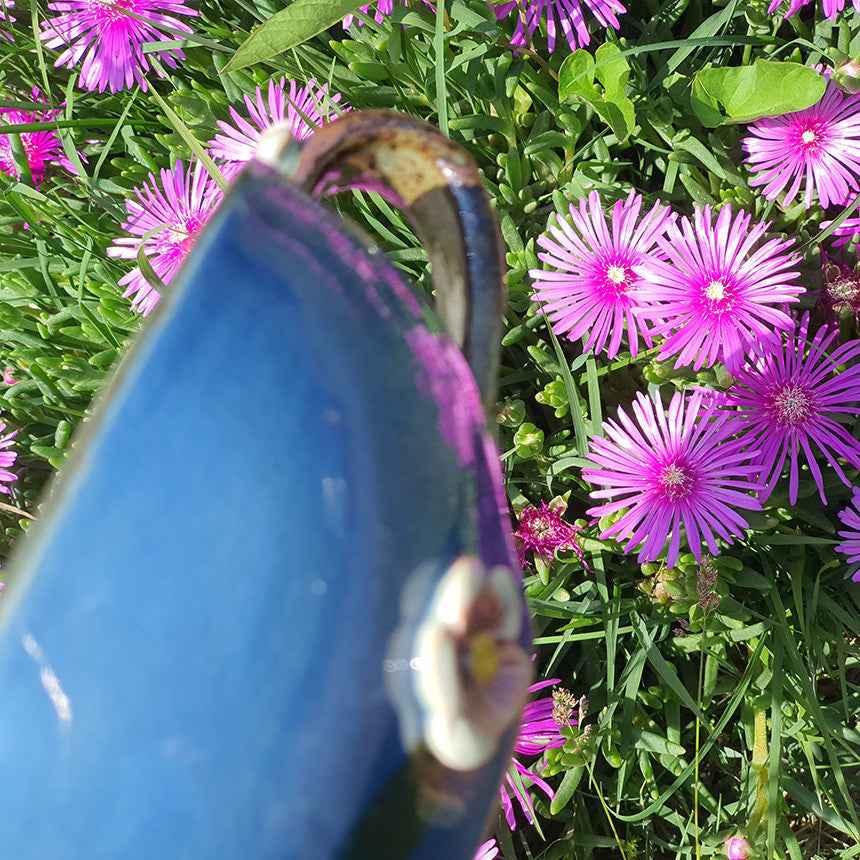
xmin=541 ymin=313 xmax=590 ymax=457
xmin=145 ymin=69 xmax=229 ymax=193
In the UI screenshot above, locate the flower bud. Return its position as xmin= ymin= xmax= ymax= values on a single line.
xmin=725 ymin=833 xmax=753 ymax=860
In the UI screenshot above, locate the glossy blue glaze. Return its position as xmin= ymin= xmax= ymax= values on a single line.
xmin=0 ymin=161 xmax=528 ymax=858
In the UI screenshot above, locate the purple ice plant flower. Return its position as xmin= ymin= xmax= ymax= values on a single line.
xmin=836 ymin=490 xmax=860 ymax=580
xmin=494 ymin=0 xmax=626 ymax=52
xmin=40 ymin=0 xmax=198 ymax=93
xmin=820 ymin=201 xmax=860 ymax=248
xmin=634 ymin=204 xmax=803 ymax=373
xmin=530 ymin=190 xmax=673 ymax=359
xmin=208 ymin=78 xmax=349 ymax=180
xmin=767 ymin=0 xmax=859 ymax=18
xmin=822 ymin=215 xmax=860 ymax=247
xmin=0 ymin=88 xmax=79 ymax=187
xmin=500 ymin=678 xmax=577 ymax=830
xmin=473 ymin=839 xmax=500 ymax=860
xmin=583 ymin=389 xmax=762 ymax=568
xmin=1 ymin=0 xmax=15 ymax=39
xmin=0 ymin=412 xmax=18 ymax=496
xmin=107 ymin=159 xmax=223 ymax=315
xmin=342 ymin=1 xmax=432 ymax=27
xmin=513 ymin=501 xmax=585 ymax=568
xmin=743 ymin=71 xmax=860 ymax=209
xmin=723 ymin=314 xmax=860 ymax=505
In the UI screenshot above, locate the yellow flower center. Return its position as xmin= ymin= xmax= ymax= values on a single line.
xmin=469 ymin=632 xmax=500 ymax=686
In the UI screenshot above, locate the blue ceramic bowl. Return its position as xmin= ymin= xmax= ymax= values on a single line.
xmin=0 ymin=116 xmax=531 ymax=859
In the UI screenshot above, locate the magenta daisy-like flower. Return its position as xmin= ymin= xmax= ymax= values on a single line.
xmin=836 ymin=491 xmax=860 ymax=581
xmin=530 ymin=190 xmax=672 ymax=359
xmin=767 ymin=0 xmax=859 ymax=18
xmin=583 ymin=389 xmax=762 ymax=568
xmin=40 ymin=0 xmax=198 ymax=93
xmin=0 ymin=88 xmax=78 ymax=187
xmin=513 ymin=501 xmax=585 ymax=568
xmin=208 ymin=78 xmax=349 ymax=179
xmin=107 ymin=159 xmax=223 ymax=315
xmin=743 ymin=72 xmax=860 ymax=209
xmin=634 ymin=204 xmax=802 ymax=373
xmin=494 ymin=0 xmax=626 ymax=52
xmin=0 ymin=412 xmax=18 ymax=496
xmin=723 ymin=314 xmax=860 ymax=505
xmin=500 ymin=678 xmax=576 ymax=830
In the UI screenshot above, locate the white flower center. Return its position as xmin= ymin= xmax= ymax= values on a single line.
xmin=801 ymin=129 xmax=816 ymax=145
xmin=606 ymin=265 xmax=627 ymax=284
xmin=769 ymin=382 xmax=813 ymax=428
xmin=658 ymin=461 xmax=694 ymax=500
xmin=706 ymin=279 xmax=727 ymax=301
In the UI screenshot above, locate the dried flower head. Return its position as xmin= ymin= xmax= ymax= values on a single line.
xmin=820 ymin=251 xmax=860 ymax=324
xmin=551 ymin=687 xmax=577 ymax=727
xmin=514 ymin=501 xmax=584 ymax=568
xmin=696 ymin=557 xmax=720 ymax=611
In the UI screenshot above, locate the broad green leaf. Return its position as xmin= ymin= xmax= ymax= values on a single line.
xmin=559 ymin=45 xmax=635 ymax=141
xmin=224 ymin=0 xmax=367 ymax=73
xmin=558 ymin=50 xmax=596 ymax=100
xmin=592 ymin=93 xmax=636 ymax=142
xmin=693 ymin=60 xmax=826 ymax=126
xmin=594 ymin=43 xmax=629 ymax=96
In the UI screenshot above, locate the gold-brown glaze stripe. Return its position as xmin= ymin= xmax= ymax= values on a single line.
xmin=293 ymin=110 xmax=507 ymax=411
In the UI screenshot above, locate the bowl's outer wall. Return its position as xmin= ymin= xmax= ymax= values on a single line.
xmin=0 ymin=166 xmax=528 ymax=858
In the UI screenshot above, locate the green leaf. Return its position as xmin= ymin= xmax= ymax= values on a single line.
xmin=224 ymin=0 xmax=367 ymax=73
xmin=558 ymin=45 xmax=635 ymax=141
xmin=594 ymin=43 xmax=629 ymax=96
xmin=591 ymin=94 xmax=636 ymax=142
xmin=549 ymin=764 xmax=584 ymax=814
xmin=692 ymin=60 xmax=827 ymax=126
xmin=558 ymin=50 xmax=596 ymax=101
